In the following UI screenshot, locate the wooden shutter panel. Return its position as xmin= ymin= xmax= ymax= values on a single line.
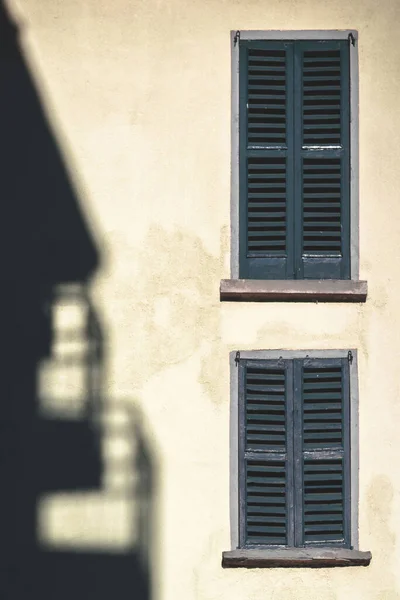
xmin=297 ymin=359 xmax=350 ymax=546
xmin=296 ymin=41 xmax=350 ymax=279
xmin=238 ymin=39 xmax=351 ymax=281
xmin=303 ymin=458 xmax=346 ymax=543
xmin=239 ymin=41 xmax=294 ymax=280
xmin=245 ymin=459 xmax=288 ymax=545
xmin=239 ymin=360 xmax=293 ymax=547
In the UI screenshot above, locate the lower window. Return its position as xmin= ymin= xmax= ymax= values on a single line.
xmin=238 ymin=352 xmax=352 ymax=549
xmin=223 ymin=350 xmax=372 ymax=567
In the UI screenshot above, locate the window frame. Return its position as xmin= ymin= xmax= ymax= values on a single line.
xmin=228 ymin=349 xmax=361 ymax=558
xmin=222 ymin=30 xmax=366 ymax=302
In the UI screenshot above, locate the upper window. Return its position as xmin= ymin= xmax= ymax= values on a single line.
xmin=240 ymin=37 xmax=351 ymax=280
xmin=227 ymin=31 xmax=363 ymax=292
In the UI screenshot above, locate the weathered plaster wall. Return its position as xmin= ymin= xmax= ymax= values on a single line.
xmin=7 ymin=0 xmax=400 ymax=597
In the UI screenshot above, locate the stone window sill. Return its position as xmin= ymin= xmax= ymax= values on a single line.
xmin=222 ymin=548 xmax=372 ymax=568
xmin=220 ymin=279 xmax=367 ymax=303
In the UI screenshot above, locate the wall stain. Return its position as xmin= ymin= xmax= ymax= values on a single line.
xmin=356 ymin=303 xmax=369 ymax=363
xmin=115 ymin=225 xmax=225 ymax=401
xmin=369 ymin=284 xmax=389 ymax=311
xmin=198 ymin=224 xmax=229 ymax=403
xmin=364 ymin=476 xmax=400 ymax=599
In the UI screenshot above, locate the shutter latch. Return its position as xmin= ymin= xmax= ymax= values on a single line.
xmin=235 ymin=351 xmax=240 ymax=366
xmin=348 ymin=32 xmax=356 ymax=46
xmin=348 ymin=350 xmax=353 ymax=364
xmin=234 ymin=30 xmax=240 ymax=46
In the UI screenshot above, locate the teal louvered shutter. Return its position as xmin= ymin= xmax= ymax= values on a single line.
xmin=295 ymin=358 xmax=350 ymax=547
xmin=238 ymin=355 xmax=352 ymax=550
xmin=238 ymin=38 xmax=351 ymax=280
xmin=239 ymin=41 xmax=295 ymax=280
xmin=239 ymin=360 xmax=293 ymax=547
xmin=296 ymin=41 xmax=350 ymax=279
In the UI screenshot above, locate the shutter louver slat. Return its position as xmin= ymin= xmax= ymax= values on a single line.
xmin=245 ymin=366 xmax=286 ymax=450
xmin=247 ymin=157 xmax=287 ymax=254
xmin=303 ymin=365 xmax=343 ymax=450
xmin=303 ymin=459 xmax=345 ymax=543
xmin=246 ymin=459 xmax=287 ymax=545
xmin=247 ymin=48 xmax=286 ymax=146
xmin=302 ymin=157 xmax=342 ymax=255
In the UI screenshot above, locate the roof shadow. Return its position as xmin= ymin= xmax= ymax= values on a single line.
xmin=0 ymin=3 xmax=155 ymax=598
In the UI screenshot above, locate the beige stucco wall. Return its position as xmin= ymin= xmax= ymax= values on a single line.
xmin=7 ymin=0 xmax=400 ymax=597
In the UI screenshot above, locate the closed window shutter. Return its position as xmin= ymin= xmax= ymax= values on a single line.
xmin=238 ymin=356 xmax=351 ymax=549
xmin=296 ymin=41 xmax=350 ymax=279
xmin=239 ymin=360 xmax=293 ymax=547
xmin=239 ymin=42 xmax=295 ymax=280
xmin=296 ymin=358 xmax=350 ymax=547
xmin=238 ymin=39 xmax=351 ymax=280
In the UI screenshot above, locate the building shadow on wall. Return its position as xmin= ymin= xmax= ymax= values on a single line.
xmin=0 ymin=3 xmax=156 ymax=599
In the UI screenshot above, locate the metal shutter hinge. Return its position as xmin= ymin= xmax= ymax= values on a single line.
xmin=234 ymin=31 xmax=240 ymax=46
xmin=348 ymin=350 xmax=353 ymax=364
xmin=348 ymin=32 xmax=356 ymax=46
xmin=235 ymin=351 xmax=240 ymax=366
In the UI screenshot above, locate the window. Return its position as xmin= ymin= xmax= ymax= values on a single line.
xmin=221 ymin=31 xmax=367 ymax=302
xmin=223 ymin=350 xmax=371 ymax=568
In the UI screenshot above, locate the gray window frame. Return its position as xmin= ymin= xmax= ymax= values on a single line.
xmin=229 ymin=30 xmax=360 ymax=283
xmin=228 ymin=349 xmax=360 ymax=552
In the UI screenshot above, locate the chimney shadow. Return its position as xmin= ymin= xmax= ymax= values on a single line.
xmin=0 ymin=3 xmax=156 ymax=599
